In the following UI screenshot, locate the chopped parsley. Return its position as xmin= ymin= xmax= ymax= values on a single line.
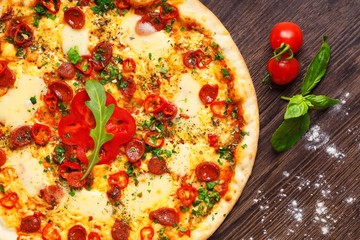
xmin=67 ymin=46 xmax=82 ymax=64
xmin=30 ymin=96 xmax=37 ymax=105
xmin=91 ymin=0 xmax=116 ymax=15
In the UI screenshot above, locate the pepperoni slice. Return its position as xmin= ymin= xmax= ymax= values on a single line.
xmin=159 ymin=3 xmax=179 ymax=21
xmin=14 ymin=22 xmax=34 ymax=47
xmin=111 ymin=220 xmax=130 ymax=240
xmin=9 ymin=125 xmax=32 ymax=149
xmin=0 ymin=149 xmax=6 ymax=167
xmin=0 ymin=9 xmax=13 ymax=22
xmin=199 ymin=84 xmax=219 ymax=105
xmin=195 ymin=161 xmax=220 ymax=182
xmin=48 ymin=81 xmax=74 ymax=103
xmin=149 ymin=207 xmax=179 ymax=226
xmin=20 ymin=215 xmax=41 ymax=233
xmin=0 ymin=192 xmax=18 ymax=209
xmin=176 ymin=185 xmax=198 ymax=206
xmin=68 ymin=225 xmax=87 ymax=240
xmin=64 ymin=7 xmax=85 ymax=29
xmin=140 ymin=226 xmax=154 ymax=240
xmin=0 ymin=65 xmax=16 ymax=87
xmin=40 ymin=185 xmax=63 ymax=207
xmin=119 ymin=75 xmax=136 ymax=98
xmin=88 ymin=232 xmax=102 ymax=240
xmin=107 ymin=184 xmax=122 ymax=202
xmin=58 ymin=62 xmax=76 ymax=79
xmin=125 ymin=138 xmax=145 ymax=163
xmin=42 ymin=222 xmax=61 ymax=240
xmin=108 ymin=171 xmax=129 ymax=188
xmin=66 ymin=171 xmax=86 ymax=188
xmin=147 ymin=157 xmax=168 ymax=175
xmin=31 ymin=123 xmax=51 ymax=146
xmin=91 ymin=41 xmax=113 ymax=71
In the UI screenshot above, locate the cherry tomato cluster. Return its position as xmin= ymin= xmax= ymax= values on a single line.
xmin=266 ymin=22 xmax=303 ymax=85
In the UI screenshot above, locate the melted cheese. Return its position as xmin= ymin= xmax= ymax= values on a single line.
xmin=7 ymin=149 xmax=49 ymax=196
xmin=0 ymin=74 xmax=45 ymax=128
xmin=122 ymin=173 xmax=176 ymax=218
xmin=0 ymin=218 xmax=16 ymax=240
xmin=118 ymin=15 xmax=173 ymax=61
xmin=174 ymin=73 xmax=203 ymax=118
xmin=61 ymin=189 xmax=113 ymax=221
xmin=168 ymin=144 xmax=191 ymax=177
xmin=62 ymin=25 xmax=90 ymax=56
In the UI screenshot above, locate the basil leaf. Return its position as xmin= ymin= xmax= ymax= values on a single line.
xmin=301 ymin=35 xmax=331 ymax=96
xmin=305 ymin=94 xmax=340 ymax=110
xmin=271 ymin=113 xmax=310 ymax=152
xmin=284 ymin=95 xmax=309 ymax=119
xmin=82 ymin=80 xmax=115 ymax=179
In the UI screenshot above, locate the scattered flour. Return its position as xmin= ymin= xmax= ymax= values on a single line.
xmin=325 ymin=144 xmax=345 ymax=159
xmin=305 ymin=125 xmax=330 ymax=151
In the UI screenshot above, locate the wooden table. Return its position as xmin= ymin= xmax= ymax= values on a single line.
xmin=200 ymin=0 xmax=360 ymax=239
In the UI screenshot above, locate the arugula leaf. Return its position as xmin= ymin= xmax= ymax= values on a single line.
xmin=67 ymin=46 xmax=82 ymax=64
xmin=271 ymin=113 xmax=310 ymax=152
xmin=305 ymin=94 xmax=340 ymax=110
xmin=82 ymin=80 xmax=115 ymax=179
xmin=301 ymin=35 xmax=331 ymax=95
xmin=284 ymin=95 xmax=309 ymax=119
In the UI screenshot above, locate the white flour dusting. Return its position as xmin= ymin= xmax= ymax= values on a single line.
xmin=325 ymin=144 xmax=345 ymax=159
xmin=305 ymin=125 xmax=330 ymax=151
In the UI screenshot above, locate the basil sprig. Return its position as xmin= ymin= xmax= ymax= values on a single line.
xmin=271 ymin=36 xmax=340 ymax=152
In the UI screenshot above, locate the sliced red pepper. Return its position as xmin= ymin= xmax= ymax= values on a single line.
xmin=0 ymin=192 xmax=19 ymax=209
xmin=0 ymin=149 xmax=6 ymax=167
xmin=108 ymin=171 xmax=129 ymax=189
xmin=42 ymin=222 xmax=61 ymax=240
xmin=194 ymin=49 xmax=212 ymax=68
xmin=58 ymin=113 xmax=93 ymax=146
xmin=43 ymin=92 xmax=58 ymax=112
xmin=144 ymin=131 xmax=165 ymax=148
xmin=122 ymin=58 xmax=136 ymax=72
xmin=58 ymin=161 xmax=81 ymax=179
xmin=75 ymin=55 xmax=93 ymax=75
xmin=14 ymin=22 xmax=34 ymax=47
xmin=64 ymin=7 xmax=85 ymax=29
xmin=176 ymin=185 xmax=198 ymax=206
xmin=31 ymin=123 xmax=51 ymax=146
xmin=210 ymin=100 xmax=234 ymax=118
xmin=40 ymin=0 xmax=61 ymax=14
xmin=0 ymin=61 xmax=7 ymax=76
xmin=140 ymin=226 xmax=154 ymax=240
xmin=159 ymin=3 xmax=179 ymax=20
xmin=144 ymin=94 xmax=167 ymax=113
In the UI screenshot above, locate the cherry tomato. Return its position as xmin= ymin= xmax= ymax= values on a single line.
xmin=270 ymin=22 xmax=303 ymax=53
xmin=64 ymin=7 xmax=85 ymax=29
xmin=267 ymin=57 xmax=300 ymax=85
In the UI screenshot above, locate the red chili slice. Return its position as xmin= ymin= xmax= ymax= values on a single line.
xmin=42 ymin=222 xmax=61 ymax=240
xmin=10 ymin=125 xmax=32 ymax=149
xmin=70 ymin=90 xmax=95 ymax=128
xmin=195 ymin=161 xmax=220 ymax=182
xmin=106 ymin=184 xmax=122 ymax=202
xmin=144 ymin=131 xmax=165 ymax=148
xmin=140 ymin=226 xmax=154 ymax=240
xmin=40 ymin=0 xmax=61 ymax=14
xmin=199 ymin=84 xmax=218 ymax=104
xmin=43 ymin=92 xmax=58 ymax=112
xmin=159 ymin=3 xmax=179 ymax=20
xmin=111 ymin=220 xmax=130 ymax=240
xmin=68 ymin=225 xmax=87 ymax=240
xmin=20 ymin=215 xmax=41 ymax=233
xmin=108 ymin=171 xmax=129 ymax=188
xmin=88 ymin=232 xmax=102 ymax=240
xmin=176 ymin=185 xmax=198 ymax=206
xmin=154 ymin=101 xmax=178 ymax=121
xmin=14 ymin=22 xmax=33 ymax=47
xmin=115 ymin=0 xmax=130 ymax=9
xmin=48 ymin=81 xmax=74 ymax=103
xmin=91 ymin=41 xmax=113 ymax=71
xmin=125 ymin=138 xmax=145 ymax=163
xmin=98 ymin=142 xmax=121 ymax=165
xmin=0 ymin=64 xmax=16 ymax=87
xmin=58 ymin=113 xmax=93 ymax=146
xmin=75 ymin=55 xmax=93 ymax=75
xmin=149 ymin=207 xmax=179 ymax=226
xmin=0 ymin=192 xmax=18 ymax=209
xmin=58 ymin=62 xmax=76 ymax=79
xmin=122 ymin=58 xmax=136 ymax=72
xmin=40 ymin=185 xmax=63 ymax=207
xmin=194 ymin=49 xmax=212 ymax=69
xmin=119 ymin=75 xmax=136 ymax=98
xmin=147 ymin=157 xmax=168 ymax=175
xmin=144 ymin=94 xmax=167 ymax=113
xmin=31 ymin=123 xmax=51 ymax=146
xmin=0 ymin=61 xmax=7 ymax=76
xmin=183 ymin=51 xmax=197 ymax=69
xmin=58 ymin=161 xmax=81 ymax=179
xmin=0 ymin=149 xmax=6 ymax=167
xmin=66 ymin=171 xmax=86 ymax=188
xmin=64 ymin=7 xmax=85 ymax=29
xmin=210 ymin=100 xmax=234 ymax=118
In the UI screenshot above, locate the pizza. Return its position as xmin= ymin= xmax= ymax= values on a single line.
xmin=0 ymin=0 xmax=259 ymax=239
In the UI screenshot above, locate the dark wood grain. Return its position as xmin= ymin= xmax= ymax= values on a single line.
xmin=199 ymin=0 xmax=360 ymax=239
